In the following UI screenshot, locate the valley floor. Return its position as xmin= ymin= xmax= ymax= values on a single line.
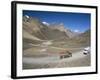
xmin=23 ymin=48 xmax=90 ymax=69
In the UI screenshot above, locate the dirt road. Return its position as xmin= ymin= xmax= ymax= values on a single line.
xmin=23 ymin=49 xmax=90 ymax=69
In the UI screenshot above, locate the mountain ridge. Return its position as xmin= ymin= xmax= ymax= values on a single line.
xmin=23 ymin=15 xmax=90 ymax=49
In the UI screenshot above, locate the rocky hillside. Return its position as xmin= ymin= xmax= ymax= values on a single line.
xmin=23 ymin=15 xmax=73 ymax=40
xmin=23 ymin=15 xmax=90 ymax=49
xmin=67 ymin=29 xmax=91 ymax=47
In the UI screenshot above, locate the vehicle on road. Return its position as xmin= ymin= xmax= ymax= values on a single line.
xmin=59 ymin=51 xmax=72 ymax=59
xmin=83 ymin=47 xmax=90 ymax=55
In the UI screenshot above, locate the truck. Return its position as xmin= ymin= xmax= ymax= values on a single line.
xmin=59 ymin=51 xmax=72 ymax=59
xmin=83 ymin=47 xmax=90 ymax=55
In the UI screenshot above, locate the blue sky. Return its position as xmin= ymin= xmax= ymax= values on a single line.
xmin=23 ymin=10 xmax=91 ymax=33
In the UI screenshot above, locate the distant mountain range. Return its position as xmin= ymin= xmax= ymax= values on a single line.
xmin=23 ymin=15 xmax=79 ymax=39
xmin=23 ymin=15 xmax=90 ymax=49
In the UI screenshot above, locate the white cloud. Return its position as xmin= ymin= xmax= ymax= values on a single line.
xmin=42 ymin=21 xmax=49 ymax=26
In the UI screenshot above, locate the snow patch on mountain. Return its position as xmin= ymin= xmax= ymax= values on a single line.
xmin=42 ymin=21 xmax=49 ymax=26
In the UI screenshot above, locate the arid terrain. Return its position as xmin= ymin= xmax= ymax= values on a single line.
xmin=22 ymin=15 xmax=91 ymax=69
xmin=23 ymin=47 xmax=90 ymax=69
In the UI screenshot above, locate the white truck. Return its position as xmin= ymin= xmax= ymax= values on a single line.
xmin=83 ymin=47 xmax=90 ymax=55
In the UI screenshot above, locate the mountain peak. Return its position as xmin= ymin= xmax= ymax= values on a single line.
xmin=42 ymin=21 xmax=50 ymax=26
xmin=25 ymin=15 xmax=30 ymax=18
xmin=49 ymin=23 xmax=65 ymax=32
xmin=23 ymin=15 xmax=40 ymax=23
